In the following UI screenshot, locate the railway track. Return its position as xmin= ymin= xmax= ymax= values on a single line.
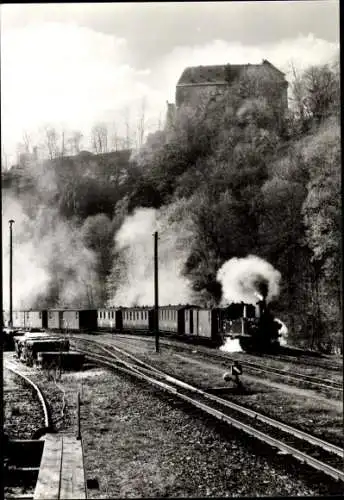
xmin=72 ymin=336 xmax=344 ymax=484
xmin=101 ymin=333 xmax=343 ymax=393
xmin=252 ymin=351 xmax=343 ymax=372
xmin=4 ymin=360 xmax=52 ymax=433
xmin=4 ymin=361 xmax=53 ymax=500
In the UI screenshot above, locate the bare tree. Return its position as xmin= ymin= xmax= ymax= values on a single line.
xmin=1 ymin=146 xmax=8 ymax=170
xmin=67 ymin=130 xmax=83 ymax=155
xmin=289 ymin=62 xmax=310 ymax=122
xmin=289 ymin=61 xmax=339 ymax=125
xmin=111 ymin=124 xmax=121 ymax=152
xmin=136 ymin=97 xmax=147 ymax=149
xmin=44 ymin=126 xmax=59 ymax=160
xmin=60 ymin=130 xmax=66 ymax=158
xmin=22 ymin=131 xmax=32 ymax=153
xmin=123 ymin=106 xmax=132 ymax=149
xmin=302 ymin=64 xmax=339 ymax=122
xmin=91 ymin=123 xmax=108 ymax=154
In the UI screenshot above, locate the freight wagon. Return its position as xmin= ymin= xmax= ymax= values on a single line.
xmin=48 ymin=310 xmax=64 ymax=330
xmin=12 ymin=311 xmax=26 ymax=329
xmin=62 ymin=310 xmax=98 ymax=331
xmin=25 ymin=310 xmax=48 ymax=330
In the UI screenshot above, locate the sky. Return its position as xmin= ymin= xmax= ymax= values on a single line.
xmin=1 ymin=1 xmax=340 ymax=165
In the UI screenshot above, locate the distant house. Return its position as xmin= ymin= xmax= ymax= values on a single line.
xmin=174 ymin=59 xmax=288 ymax=111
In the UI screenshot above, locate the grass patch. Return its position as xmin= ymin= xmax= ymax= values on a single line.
xmin=64 ymin=366 xmax=341 ymax=498
xmin=109 ymin=342 xmax=343 ymax=447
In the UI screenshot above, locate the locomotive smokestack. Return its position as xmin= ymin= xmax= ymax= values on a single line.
xmin=256 ymin=279 xmax=268 ymax=300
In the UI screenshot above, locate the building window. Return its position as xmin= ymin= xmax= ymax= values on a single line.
xmin=112 ymin=311 xmax=114 ymax=319
xmin=76 ymin=312 xmax=78 ymax=318
xmin=39 ymin=312 xmax=42 ymax=318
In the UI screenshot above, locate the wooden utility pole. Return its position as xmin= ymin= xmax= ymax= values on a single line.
xmin=154 ymin=231 xmax=159 ymax=353
xmin=9 ymin=219 xmax=15 ymax=327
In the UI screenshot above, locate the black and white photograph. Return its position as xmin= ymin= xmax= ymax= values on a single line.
xmin=2 ymin=1 xmax=342 ymax=498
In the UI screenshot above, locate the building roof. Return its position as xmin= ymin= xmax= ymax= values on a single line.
xmin=177 ymin=60 xmax=286 ymax=86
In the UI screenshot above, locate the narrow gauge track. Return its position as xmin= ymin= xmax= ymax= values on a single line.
xmin=252 ymin=352 xmax=343 ymax=372
xmin=4 ymin=361 xmax=53 ymax=500
xmin=109 ymin=333 xmax=343 ymax=392
xmin=71 ymin=337 xmax=344 ymax=483
xmin=4 ymin=360 xmax=52 ymax=433
xmin=95 ymin=332 xmax=343 ymax=373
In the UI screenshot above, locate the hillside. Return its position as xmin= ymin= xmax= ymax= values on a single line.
xmin=2 ymin=60 xmax=341 ymax=353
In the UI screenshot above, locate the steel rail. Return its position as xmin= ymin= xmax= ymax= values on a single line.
xmin=72 ymin=337 xmax=344 ymax=458
xmin=5 ymin=361 xmax=51 ymax=429
xmin=111 ymin=334 xmax=343 ymax=391
xmin=77 ymin=348 xmax=344 ymax=483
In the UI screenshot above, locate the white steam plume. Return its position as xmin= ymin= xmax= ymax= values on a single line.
xmin=2 ymin=168 xmax=100 ymax=310
xmin=217 ymin=255 xmax=281 ymax=305
xmin=109 ymin=201 xmax=195 ymax=307
xmin=275 ymin=318 xmax=289 ymax=346
xmin=2 ymin=197 xmax=51 ymax=309
xmin=220 ymin=338 xmax=243 ymax=353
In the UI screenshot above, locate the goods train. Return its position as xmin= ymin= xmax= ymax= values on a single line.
xmin=4 ymin=298 xmax=282 ymax=352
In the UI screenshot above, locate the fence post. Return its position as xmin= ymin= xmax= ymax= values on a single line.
xmin=77 ymin=391 xmax=81 ymax=440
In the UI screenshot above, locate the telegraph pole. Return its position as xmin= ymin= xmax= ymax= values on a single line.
xmin=154 ymin=231 xmax=159 ymax=353
xmin=9 ymin=219 xmax=15 ymax=327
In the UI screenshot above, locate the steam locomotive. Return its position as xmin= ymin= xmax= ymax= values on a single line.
xmin=5 ymin=297 xmax=282 ymax=352
xmin=221 ymin=298 xmax=281 ymax=351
